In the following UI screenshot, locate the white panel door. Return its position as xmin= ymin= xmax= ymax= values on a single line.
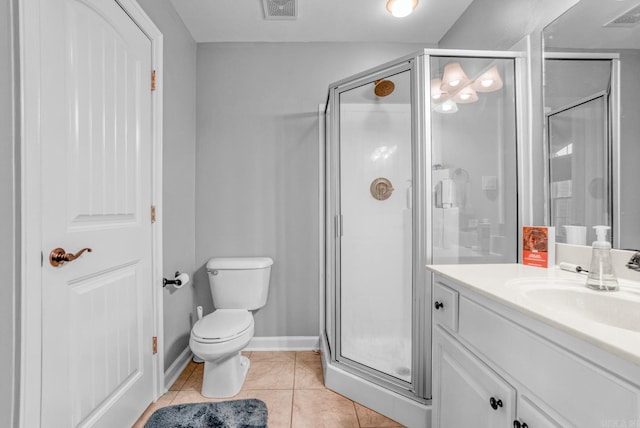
xmin=39 ymin=0 xmax=154 ymax=426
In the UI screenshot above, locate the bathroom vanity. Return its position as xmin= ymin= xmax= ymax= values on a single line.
xmin=426 ymin=264 xmax=640 ymax=428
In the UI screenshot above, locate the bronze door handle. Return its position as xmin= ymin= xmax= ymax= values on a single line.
xmin=49 ymin=247 xmax=92 ymax=267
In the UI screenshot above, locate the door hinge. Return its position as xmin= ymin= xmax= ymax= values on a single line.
xmin=151 ymin=205 xmax=156 ymax=223
xmin=151 ymin=70 xmax=156 ymax=91
xmin=152 ymin=336 xmax=158 ymax=355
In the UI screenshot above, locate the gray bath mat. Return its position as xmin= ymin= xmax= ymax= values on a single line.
xmin=144 ymin=399 xmax=268 ymax=428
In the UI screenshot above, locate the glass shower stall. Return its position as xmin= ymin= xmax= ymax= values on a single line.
xmin=321 ymin=49 xmax=522 ymax=426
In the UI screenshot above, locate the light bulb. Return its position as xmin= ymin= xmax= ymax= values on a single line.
xmin=449 ymin=79 xmax=460 ymax=87
xmin=430 ymin=79 xmax=448 ymax=100
xmin=386 ymin=0 xmax=418 ymax=18
xmin=472 ymin=66 xmax=503 ymax=92
xmin=434 ymin=99 xmax=458 ymax=114
xmin=452 ymin=86 xmax=478 ymax=104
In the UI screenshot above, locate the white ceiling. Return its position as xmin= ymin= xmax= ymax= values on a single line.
xmin=169 ymin=0 xmax=475 ymax=43
xmin=545 ymin=0 xmax=640 ymax=49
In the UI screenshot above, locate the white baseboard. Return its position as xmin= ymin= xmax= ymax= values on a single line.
xmin=246 ymin=336 xmax=320 ymax=351
xmin=163 ymin=346 xmax=193 ymax=392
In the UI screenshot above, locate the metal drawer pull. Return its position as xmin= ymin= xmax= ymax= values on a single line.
xmin=489 ymin=396 xmax=503 ymax=410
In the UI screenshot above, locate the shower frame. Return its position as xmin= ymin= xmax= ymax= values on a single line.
xmin=320 ymin=48 xmax=526 ymax=427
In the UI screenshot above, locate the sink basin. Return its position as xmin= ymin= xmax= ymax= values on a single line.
xmin=508 ymin=277 xmax=640 ymax=333
xmin=523 ymin=288 xmax=640 ymax=332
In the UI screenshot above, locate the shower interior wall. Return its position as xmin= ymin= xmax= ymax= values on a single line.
xmin=338 ymin=102 xmax=413 ymax=380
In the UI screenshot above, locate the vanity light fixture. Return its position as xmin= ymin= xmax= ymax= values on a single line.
xmin=430 ymin=78 xmax=448 ymax=100
xmin=440 ymin=63 xmax=471 ymax=93
xmin=472 ymin=66 xmax=503 ymax=92
xmin=452 ymin=85 xmax=479 ymax=104
xmin=432 ymin=63 xmax=503 ymax=113
xmin=386 ymin=0 xmax=418 ymax=18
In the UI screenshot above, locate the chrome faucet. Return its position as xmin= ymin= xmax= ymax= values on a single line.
xmin=627 ymin=252 xmax=640 ymax=271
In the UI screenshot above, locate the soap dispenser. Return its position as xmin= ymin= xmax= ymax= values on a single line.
xmin=586 ymin=225 xmax=619 ymax=291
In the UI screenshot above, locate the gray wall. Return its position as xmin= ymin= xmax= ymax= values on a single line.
xmin=440 ymin=0 xmax=580 ymax=226
xmin=440 ymin=0 xmax=579 ymax=51
xmin=195 ymin=42 xmax=429 ymax=336
xmin=1 ymin=0 xmax=18 ymax=426
xmin=619 ymin=50 xmax=640 ymax=250
xmin=137 ymin=0 xmax=198 ymax=370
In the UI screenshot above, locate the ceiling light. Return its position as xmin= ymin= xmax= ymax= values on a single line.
xmin=440 ymin=63 xmax=470 ymax=93
xmin=386 ymin=0 xmax=419 ymax=18
xmin=472 ymin=66 xmax=503 ymax=92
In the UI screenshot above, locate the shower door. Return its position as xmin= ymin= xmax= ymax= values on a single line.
xmin=330 ymin=63 xmax=423 ymax=397
xmin=326 ymin=60 xmax=430 ymax=397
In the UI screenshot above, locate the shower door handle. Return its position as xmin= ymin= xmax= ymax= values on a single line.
xmin=335 ymin=215 xmax=343 ymax=237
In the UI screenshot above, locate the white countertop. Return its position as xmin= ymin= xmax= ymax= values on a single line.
xmin=426 ymin=263 xmax=640 ymax=368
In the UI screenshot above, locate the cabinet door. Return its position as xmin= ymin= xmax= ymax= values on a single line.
xmin=433 ymin=326 xmax=516 ymax=427
xmin=516 ymin=395 xmax=567 ymax=428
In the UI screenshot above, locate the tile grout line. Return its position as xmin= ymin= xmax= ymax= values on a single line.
xmin=290 ymin=352 xmax=298 ymax=427
xmin=353 ymin=400 xmax=362 ymax=428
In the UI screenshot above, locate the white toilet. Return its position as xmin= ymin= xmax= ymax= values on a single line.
xmin=189 ymin=256 xmax=273 ymax=398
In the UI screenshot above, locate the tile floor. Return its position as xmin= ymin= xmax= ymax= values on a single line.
xmin=133 ymin=351 xmax=404 ymax=428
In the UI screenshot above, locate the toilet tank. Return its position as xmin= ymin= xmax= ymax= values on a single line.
xmin=206 ymin=257 xmax=273 ymax=310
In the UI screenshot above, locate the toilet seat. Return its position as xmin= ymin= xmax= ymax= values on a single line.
xmin=191 ymin=309 xmax=253 ymax=344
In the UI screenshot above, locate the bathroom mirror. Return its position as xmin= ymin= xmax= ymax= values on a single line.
xmin=543 ymin=0 xmax=640 ymax=250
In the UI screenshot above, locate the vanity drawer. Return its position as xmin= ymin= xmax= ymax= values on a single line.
xmin=433 ymin=281 xmax=459 ymax=331
xmin=458 ymin=296 xmax=640 ymax=427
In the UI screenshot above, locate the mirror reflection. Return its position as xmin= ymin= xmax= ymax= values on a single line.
xmin=543 ymin=0 xmax=640 ymax=250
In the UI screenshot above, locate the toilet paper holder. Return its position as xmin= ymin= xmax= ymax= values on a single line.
xmin=163 ymin=271 xmax=185 ymax=288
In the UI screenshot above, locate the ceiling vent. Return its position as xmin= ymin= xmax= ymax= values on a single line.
xmin=605 ymin=4 xmax=640 ymax=27
xmin=262 ymin=0 xmax=297 ymax=20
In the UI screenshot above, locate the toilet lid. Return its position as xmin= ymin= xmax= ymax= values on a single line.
xmin=192 ymin=309 xmax=253 ymax=342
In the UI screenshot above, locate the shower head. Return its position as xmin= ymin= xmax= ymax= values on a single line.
xmin=374 ymin=79 xmax=395 ymax=97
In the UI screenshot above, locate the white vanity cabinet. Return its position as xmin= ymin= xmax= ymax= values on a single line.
xmin=431 ymin=274 xmax=640 ymax=428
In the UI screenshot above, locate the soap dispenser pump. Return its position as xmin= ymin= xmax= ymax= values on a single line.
xmin=586 ymin=225 xmax=619 ymax=291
